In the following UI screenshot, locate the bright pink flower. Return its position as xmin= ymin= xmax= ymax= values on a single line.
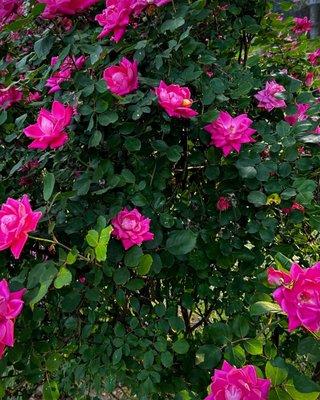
xmin=291 ymin=202 xmax=305 ymax=212
xmin=284 ymin=103 xmax=310 ymax=126
xmin=216 ymin=197 xmax=231 ymax=212
xmin=205 ymin=361 xmax=271 ymax=400
xmin=23 ymin=101 xmax=73 ymax=150
xmin=26 ymin=91 xmax=41 ymax=103
xmin=112 ymin=208 xmax=154 ymax=250
xmin=39 ymin=0 xmax=99 ymax=18
xmin=254 ymin=80 xmax=286 ymax=111
xmin=305 ymin=72 xmax=314 ymax=87
xmin=155 ymin=80 xmax=198 ymax=119
xmin=0 ymin=195 xmax=42 ymax=259
xmin=204 ymin=111 xmax=256 ymax=156
xmin=103 ymin=58 xmax=138 ymax=96
xmin=0 ymin=86 xmax=23 ymax=110
xmin=0 ymin=0 xmax=23 ymax=28
xmin=95 ymin=0 xmax=132 ymax=42
xmin=314 ymin=126 xmax=320 ymax=134
xmin=268 ymin=262 xmax=320 ymax=332
xmin=61 ymin=16 xmax=73 ymax=31
xmin=0 ymin=279 xmax=26 ymax=358
xmin=308 ymin=49 xmax=320 ymax=66
xmin=292 ymin=17 xmax=312 ymax=35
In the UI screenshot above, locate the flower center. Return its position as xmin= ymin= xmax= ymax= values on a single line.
xmin=181 ymin=99 xmax=192 ymax=107
xmin=225 ymin=385 xmax=242 ymax=400
xmin=121 ymin=218 xmax=137 ymax=230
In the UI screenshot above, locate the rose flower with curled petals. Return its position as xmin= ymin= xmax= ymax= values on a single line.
xmin=103 ymin=57 xmax=138 ymax=96
xmin=0 ymin=195 xmax=42 ymax=259
xmin=254 ymin=80 xmax=286 ymax=111
xmin=23 ymin=101 xmax=73 ymax=150
xmin=155 ymin=80 xmax=198 ymax=119
xmin=111 ymin=208 xmax=154 ymax=250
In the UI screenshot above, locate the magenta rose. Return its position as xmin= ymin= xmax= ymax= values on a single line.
xmin=284 ymin=103 xmax=310 ymax=126
xmin=0 ymin=86 xmax=23 ymax=110
xmin=0 ymin=279 xmax=26 ymax=358
xmin=254 ymin=80 xmax=286 ymax=111
xmin=111 ymin=208 xmax=154 ymax=250
xmin=155 ymin=80 xmax=198 ymax=119
xmin=205 ymin=361 xmax=271 ymax=400
xmin=216 ymin=196 xmax=231 ymax=212
xmin=204 ymin=111 xmax=256 ymax=156
xmin=23 ymin=101 xmax=73 ymax=150
xmin=103 ymin=57 xmax=138 ymax=96
xmin=39 ymin=0 xmax=99 ymax=18
xmin=268 ymin=262 xmax=320 ymax=332
xmin=308 ymin=49 xmax=320 ymax=66
xmin=292 ymin=17 xmax=312 ymax=35
xmin=0 ymin=195 xmax=42 ymax=259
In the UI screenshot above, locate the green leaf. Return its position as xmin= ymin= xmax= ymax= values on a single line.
xmin=161 ymin=351 xmax=173 ymax=368
xmin=98 ymin=111 xmax=118 ymax=126
xmin=243 ymin=338 xmax=263 ymax=355
xmin=54 ymin=267 xmax=72 ymax=289
xmin=137 ymin=254 xmax=153 ymax=275
xmin=247 ymin=191 xmax=267 ymax=207
xmin=113 ymin=268 xmax=130 ymax=285
xmin=250 ymin=301 xmax=282 ymax=316
xmin=143 ymin=350 xmax=154 ymax=369
xmin=195 ymin=345 xmax=221 ymax=369
xmin=43 ymin=173 xmax=55 ymax=201
xmin=161 ymin=17 xmax=185 ymax=33
xmin=34 ymin=36 xmax=54 ymax=60
xmin=172 ymin=339 xmax=190 ymax=354
xmin=43 ymin=381 xmax=59 ymax=400
xmin=86 ymin=230 xmax=99 ymax=247
xmin=166 ymin=230 xmax=198 ymax=255
xmin=124 ymin=246 xmax=143 ymax=268
xmin=266 ymin=360 xmax=288 ymax=385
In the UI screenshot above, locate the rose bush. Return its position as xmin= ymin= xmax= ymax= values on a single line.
xmin=0 ymin=0 xmax=319 ymax=399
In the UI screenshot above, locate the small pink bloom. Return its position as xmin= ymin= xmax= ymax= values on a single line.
xmin=0 ymin=279 xmax=26 ymax=359
xmin=103 ymin=57 xmax=138 ymax=96
xmin=291 ymin=202 xmax=305 ymax=212
xmin=216 ymin=197 xmax=231 ymax=212
xmin=205 ymin=361 xmax=271 ymax=400
xmin=254 ymin=80 xmax=286 ymax=111
xmin=78 ymin=276 xmax=86 ymax=284
xmin=308 ymin=49 xmax=320 ymax=66
xmin=281 ymin=207 xmax=292 ymax=215
xmin=305 ymin=72 xmax=314 ymax=87
xmin=95 ymin=0 xmax=132 ymax=42
xmin=112 ymin=208 xmax=154 ymax=250
xmin=284 ymin=103 xmax=310 ymax=126
xmin=155 ymin=80 xmax=198 ymax=119
xmin=314 ymin=126 xmax=320 ymax=134
xmin=39 ymin=0 xmax=99 ymax=18
xmin=0 ymin=86 xmax=23 ymax=110
xmin=0 ymin=195 xmax=42 ymax=259
xmin=292 ymin=17 xmax=312 ymax=35
xmin=268 ymin=262 xmax=320 ymax=332
xmin=0 ymin=0 xmax=23 ymax=28
xmin=61 ymin=17 xmax=73 ymax=31
xmin=204 ymin=111 xmax=256 ymax=156
xmin=26 ymin=91 xmax=41 ymax=103
xmin=23 ymin=101 xmax=73 ymax=150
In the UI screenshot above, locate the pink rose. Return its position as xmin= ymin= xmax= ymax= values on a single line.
xmin=23 ymin=101 xmax=73 ymax=150
xmin=0 ymin=195 xmax=42 ymax=259
xmin=39 ymin=0 xmax=99 ymax=18
xmin=0 ymin=279 xmax=26 ymax=358
xmin=26 ymin=91 xmax=41 ymax=103
xmin=0 ymin=86 xmax=23 ymax=110
xmin=205 ymin=361 xmax=271 ymax=400
xmin=268 ymin=262 xmax=320 ymax=332
xmin=111 ymin=208 xmax=154 ymax=250
xmin=216 ymin=197 xmax=231 ymax=212
xmin=308 ymin=49 xmax=320 ymax=66
xmin=254 ymin=80 xmax=286 ymax=111
xmin=292 ymin=17 xmax=312 ymax=35
xmin=284 ymin=103 xmax=310 ymax=126
xmin=305 ymin=72 xmax=314 ymax=87
xmin=103 ymin=57 xmax=138 ymax=96
xmin=0 ymin=0 xmax=23 ymax=28
xmin=155 ymin=80 xmax=198 ymax=119
xmin=95 ymin=0 xmax=132 ymax=42
xmin=314 ymin=126 xmax=320 ymax=134
xmin=204 ymin=111 xmax=256 ymax=156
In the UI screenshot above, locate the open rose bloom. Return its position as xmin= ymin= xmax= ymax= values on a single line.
xmin=23 ymin=101 xmax=73 ymax=150
xmin=0 ymin=279 xmax=26 ymax=358
xmin=103 ymin=57 xmax=138 ymax=96
xmin=155 ymin=80 xmax=198 ymax=118
xmin=0 ymin=0 xmax=23 ymax=28
xmin=112 ymin=208 xmax=154 ymax=250
xmin=284 ymin=103 xmax=310 ymax=126
xmin=268 ymin=262 xmax=320 ymax=332
xmin=254 ymin=80 xmax=286 ymax=111
xmin=0 ymin=86 xmax=23 ymax=110
xmin=0 ymin=195 xmax=42 ymax=259
xmin=205 ymin=361 xmax=271 ymax=400
xmin=39 ymin=0 xmax=99 ymax=18
xmin=308 ymin=48 xmax=320 ymax=66
xmin=204 ymin=111 xmax=256 ymax=156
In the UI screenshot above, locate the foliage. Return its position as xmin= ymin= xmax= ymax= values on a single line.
xmin=0 ymin=0 xmax=319 ymax=399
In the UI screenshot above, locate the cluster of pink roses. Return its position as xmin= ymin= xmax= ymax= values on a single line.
xmin=95 ymin=0 xmax=171 ymax=42
xmin=0 ymin=0 xmax=23 ymax=29
xmin=38 ymin=0 xmax=99 ymax=19
xmin=308 ymin=48 xmax=320 ymax=66
xmin=46 ymin=55 xmax=86 ymax=94
xmin=292 ymin=17 xmax=312 ymax=35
